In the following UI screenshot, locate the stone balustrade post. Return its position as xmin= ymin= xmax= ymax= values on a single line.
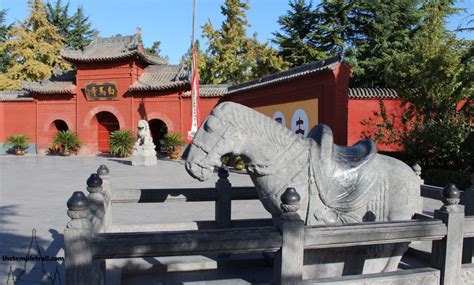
xmin=215 ymin=167 xmax=232 ymax=228
xmin=86 ymin=173 xmax=105 ymax=233
xmin=97 ymin=165 xmax=111 ymax=232
xmin=412 ymin=164 xmax=424 ymax=185
xmin=64 ymin=191 xmax=94 ymax=285
xmin=274 ymin=187 xmax=304 ymax=285
xmin=462 ymin=173 xmax=474 ymax=263
xmin=431 ymin=184 xmax=465 ymax=285
xmin=412 ymin=164 xmax=424 ymax=213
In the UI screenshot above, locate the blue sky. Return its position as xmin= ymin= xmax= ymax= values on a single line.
xmin=2 ymin=0 xmax=473 ymax=64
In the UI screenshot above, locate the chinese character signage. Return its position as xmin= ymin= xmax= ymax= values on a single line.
xmin=85 ymin=83 xmax=118 ymax=100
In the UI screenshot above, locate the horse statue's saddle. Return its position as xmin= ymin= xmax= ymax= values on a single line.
xmin=307 ymin=124 xmax=379 ymax=224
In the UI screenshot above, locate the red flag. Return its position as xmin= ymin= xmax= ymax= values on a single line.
xmin=187 ymin=47 xmax=201 ymax=142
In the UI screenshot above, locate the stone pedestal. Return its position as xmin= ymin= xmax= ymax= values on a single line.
xmin=131 ymin=120 xmax=157 ymax=166
xmin=131 ymin=151 xmax=157 ymax=166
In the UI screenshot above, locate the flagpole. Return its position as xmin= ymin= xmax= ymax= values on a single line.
xmin=188 ymin=0 xmax=200 ymax=142
xmin=192 ymin=0 xmax=196 ymax=47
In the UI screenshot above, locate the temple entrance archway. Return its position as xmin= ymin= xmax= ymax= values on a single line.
xmin=49 ymin=120 xmax=69 ymax=132
xmin=96 ymin=112 xmax=119 ymax=153
xmin=149 ymin=119 xmax=168 ymax=153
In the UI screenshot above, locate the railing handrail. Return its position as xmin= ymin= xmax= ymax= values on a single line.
xmin=304 ymin=219 xmax=447 ymax=249
xmin=92 ymin=226 xmax=282 ymax=259
xmin=111 ymin=186 xmax=258 ymax=203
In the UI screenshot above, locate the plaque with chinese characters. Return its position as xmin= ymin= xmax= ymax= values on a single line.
xmin=85 ymin=83 xmax=118 ymax=100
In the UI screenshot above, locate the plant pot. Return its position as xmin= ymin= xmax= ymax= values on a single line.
xmin=168 ymin=151 xmax=180 ymax=160
xmin=15 ymin=149 xmax=24 ymax=156
xmin=235 ymin=161 xmax=246 ymax=171
xmin=62 ymin=150 xmax=71 ymax=156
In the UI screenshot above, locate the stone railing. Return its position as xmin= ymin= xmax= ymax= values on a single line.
xmin=63 ymin=165 xmax=474 ymax=285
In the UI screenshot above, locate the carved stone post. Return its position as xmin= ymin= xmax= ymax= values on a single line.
xmin=215 ymin=167 xmax=232 ymax=228
xmin=274 ymin=188 xmax=304 ymax=285
xmin=412 ymin=164 xmax=424 ymax=213
xmin=64 ymin=191 xmax=94 ymax=285
xmin=97 ymin=165 xmax=111 ymax=231
xmin=86 ymin=173 xmax=104 ymax=233
xmin=431 ymin=184 xmax=465 ymax=285
xmin=462 ymin=173 xmax=474 ymax=263
xmin=412 ymin=164 xmax=424 ymax=184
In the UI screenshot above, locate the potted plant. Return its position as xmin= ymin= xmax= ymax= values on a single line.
xmin=162 ymin=133 xmax=186 ymax=160
xmin=234 ymin=156 xmax=246 ymax=171
xmin=110 ymin=130 xmax=135 ymax=158
xmin=4 ymin=134 xmax=30 ymax=155
xmin=51 ymin=130 xmax=82 ymax=156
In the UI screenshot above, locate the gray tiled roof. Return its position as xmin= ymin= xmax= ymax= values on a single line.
xmin=226 ymin=55 xmax=342 ymax=95
xmin=22 ymin=81 xmax=76 ymax=94
xmin=0 ymin=91 xmax=34 ymax=101
xmin=349 ymin=88 xmax=400 ymax=99
xmin=129 ymin=64 xmax=189 ymax=92
xmin=183 ymin=84 xmax=230 ymax=97
xmin=22 ymin=70 xmax=76 ymax=94
xmin=61 ymin=33 xmax=163 ymax=65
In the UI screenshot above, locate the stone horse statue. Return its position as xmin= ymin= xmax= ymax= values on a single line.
xmin=185 ymin=102 xmax=421 ymax=278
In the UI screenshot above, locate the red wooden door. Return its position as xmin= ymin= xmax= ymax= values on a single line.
xmin=97 ymin=112 xmax=119 ymax=153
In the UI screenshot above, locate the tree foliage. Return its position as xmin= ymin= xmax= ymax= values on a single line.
xmin=0 ymin=0 xmax=68 ymax=90
xmin=273 ymin=0 xmax=323 ymax=67
xmin=274 ymin=0 xmax=426 ymax=87
xmin=68 ymin=6 xmax=96 ymax=50
xmin=46 ymin=1 xmax=95 ymax=50
xmin=0 ymin=9 xmax=12 ymax=73
xmin=145 ymin=41 xmax=169 ymax=64
xmin=201 ymin=0 xmax=287 ymax=84
xmin=368 ymin=0 xmax=473 ymax=172
xmin=46 ymin=0 xmax=70 ymax=42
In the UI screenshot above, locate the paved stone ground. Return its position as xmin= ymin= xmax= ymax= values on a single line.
xmin=0 ymin=155 xmax=442 ymax=285
xmin=0 ymin=155 xmax=265 ymax=285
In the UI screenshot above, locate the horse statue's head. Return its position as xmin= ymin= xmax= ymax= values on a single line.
xmin=185 ymin=102 xmax=247 ymax=181
xmin=186 ymin=102 xmax=310 ymax=217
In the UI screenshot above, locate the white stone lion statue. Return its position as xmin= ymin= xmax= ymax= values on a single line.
xmin=132 ymin=120 xmax=157 ymax=165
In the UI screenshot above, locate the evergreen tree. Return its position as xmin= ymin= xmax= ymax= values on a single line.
xmin=0 ymin=0 xmax=68 ymax=90
xmin=311 ymin=0 xmax=354 ymax=57
xmin=377 ymin=0 xmax=473 ymax=171
xmin=145 ymin=41 xmax=169 ymax=64
xmin=350 ymin=0 xmax=425 ymax=87
xmin=68 ymin=6 xmax=95 ymax=49
xmin=202 ymin=0 xmax=287 ymax=84
xmin=0 ymin=9 xmax=12 ymax=73
xmin=273 ymin=0 xmax=323 ymax=67
xmin=46 ymin=0 xmax=70 ymax=42
xmin=46 ymin=1 xmax=95 ymax=49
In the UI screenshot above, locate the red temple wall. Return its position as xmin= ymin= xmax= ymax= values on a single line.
xmin=0 ymin=101 xmax=37 ymax=143
xmin=348 ymin=99 xmax=407 ymax=152
xmin=222 ymin=67 xmax=350 ymax=146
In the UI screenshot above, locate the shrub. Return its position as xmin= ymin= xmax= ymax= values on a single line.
xmin=162 ymin=133 xmax=186 ymax=152
xmin=52 ymin=130 xmax=82 ymax=155
xmin=423 ymin=169 xmax=471 ymax=190
xmin=4 ymin=134 xmax=30 ymax=154
xmin=110 ymin=130 xmax=135 ymax=157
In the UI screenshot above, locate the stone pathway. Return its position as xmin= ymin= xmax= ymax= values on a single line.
xmin=0 ymin=155 xmax=263 ymax=284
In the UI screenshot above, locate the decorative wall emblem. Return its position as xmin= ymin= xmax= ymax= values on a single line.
xmin=85 ymin=83 xmax=118 ymax=100
xmin=272 ymin=111 xmax=286 ymax=126
xmin=291 ymin=109 xmax=309 ymax=136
